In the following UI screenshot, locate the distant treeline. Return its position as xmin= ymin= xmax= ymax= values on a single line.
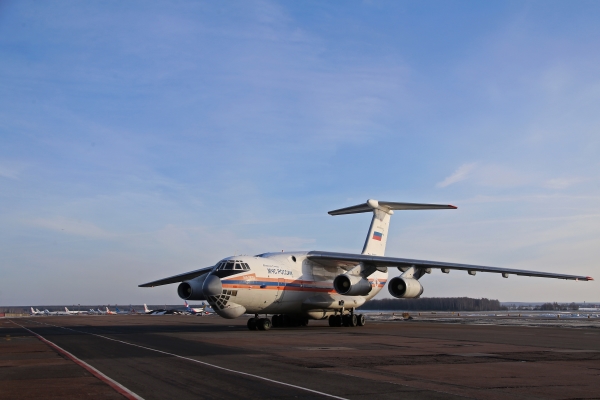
xmin=359 ymin=297 xmax=507 ymax=311
xmin=537 ymin=302 xmax=579 ymax=311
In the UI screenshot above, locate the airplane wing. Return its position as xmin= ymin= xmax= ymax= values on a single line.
xmin=306 ymin=251 xmax=593 ymax=281
xmin=138 ymin=266 xmax=214 ymax=287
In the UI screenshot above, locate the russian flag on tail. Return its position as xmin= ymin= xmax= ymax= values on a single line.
xmin=372 ymin=231 xmax=383 ymax=241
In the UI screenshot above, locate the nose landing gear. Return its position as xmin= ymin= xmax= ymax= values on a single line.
xmin=247 ymin=315 xmax=272 ymax=331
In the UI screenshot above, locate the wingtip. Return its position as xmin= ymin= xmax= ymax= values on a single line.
xmin=449 ymin=205 xmax=458 ymax=209
xmin=587 ymin=276 xmax=594 ymax=281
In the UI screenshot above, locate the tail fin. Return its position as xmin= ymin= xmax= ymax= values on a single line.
xmin=329 ymin=199 xmax=456 ymax=256
xmin=184 ymin=301 xmax=189 ymax=308
xmin=31 ymin=307 xmax=35 ymax=313
xmin=144 ymin=304 xmax=149 ymax=312
xmin=65 ymin=307 xmax=69 ymax=313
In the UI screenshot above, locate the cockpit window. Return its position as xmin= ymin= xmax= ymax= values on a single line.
xmin=234 ymin=263 xmax=242 ymax=270
xmin=243 ymin=263 xmax=250 ymax=270
xmin=225 ymin=261 xmax=234 ymax=270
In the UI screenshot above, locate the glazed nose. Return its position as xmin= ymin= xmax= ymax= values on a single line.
xmin=202 ymin=274 xmax=222 ymax=297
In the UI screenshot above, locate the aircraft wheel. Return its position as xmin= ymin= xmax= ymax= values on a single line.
xmin=328 ymin=315 xmax=335 ymax=327
xmin=247 ymin=317 xmax=258 ymax=330
xmin=272 ymin=315 xmax=280 ymax=327
xmin=300 ymin=317 xmax=309 ymax=327
xmin=348 ymin=314 xmax=358 ymax=327
xmin=342 ymin=315 xmax=350 ymax=327
xmin=357 ymin=314 xmax=366 ymax=326
xmin=257 ymin=318 xmax=271 ymax=331
xmin=334 ymin=315 xmax=343 ymax=327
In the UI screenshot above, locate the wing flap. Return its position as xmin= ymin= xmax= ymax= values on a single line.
xmin=138 ymin=266 xmax=213 ymax=287
xmin=307 ymin=251 xmax=593 ymax=281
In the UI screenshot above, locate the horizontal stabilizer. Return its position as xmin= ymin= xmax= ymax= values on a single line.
xmin=328 ymin=199 xmax=456 ymax=215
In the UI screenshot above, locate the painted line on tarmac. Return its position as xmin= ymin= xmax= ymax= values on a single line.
xmin=10 ymin=320 xmax=144 ymax=400
xmin=24 ymin=319 xmax=349 ymax=400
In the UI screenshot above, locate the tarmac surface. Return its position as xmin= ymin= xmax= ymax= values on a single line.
xmin=1 ymin=314 xmax=600 ymax=400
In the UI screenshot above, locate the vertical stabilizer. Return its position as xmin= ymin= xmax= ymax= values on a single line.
xmin=328 ymin=199 xmax=457 ymax=257
xmin=362 ymin=201 xmax=392 ymax=256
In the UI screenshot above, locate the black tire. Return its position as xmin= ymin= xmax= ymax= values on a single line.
xmin=258 ymin=318 xmax=271 ymax=331
xmin=348 ymin=314 xmax=358 ymax=327
xmin=272 ymin=315 xmax=280 ymax=328
xmin=342 ymin=315 xmax=350 ymax=327
xmin=301 ymin=317 xmax=309 ymax=327
xmin=247 ymin=317 xmax=257 ymax=330
xmin=328 ymin=315 xmax=335 ymax=327
xmin=334 ymin=315 xmax=343 ymax=327
xmin=357 ymin=314 xmax=366 ymax=326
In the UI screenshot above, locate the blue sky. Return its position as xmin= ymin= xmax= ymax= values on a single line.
xmin=1 ymin=1 xmax=599 ymax=306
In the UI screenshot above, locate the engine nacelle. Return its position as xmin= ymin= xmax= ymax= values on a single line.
xmin=177 ymin=274 xmax=208 ymax=300
xmin=388 ymin=277 xmax=423 ymax=298
xmin=333 ymin=274 xmax=372 ymax=296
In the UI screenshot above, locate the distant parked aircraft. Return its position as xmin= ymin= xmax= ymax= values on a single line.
xmin=44 ymin=309 xmax=69 ymax=316
xmin=65 ymin=307 xmax=88 ymax=315
xmin=185 ymin=301 xmax=212 ymax=315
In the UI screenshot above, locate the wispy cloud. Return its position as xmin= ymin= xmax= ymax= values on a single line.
xmin=543 ymin=177 xmax=586 ymax=190
xmin=0 ymin=163 xmax=20 ymax=179
xmin=436 ymin=163 xmax=477 ymax=188
xmin=29 ymin=217 xmax=115 ymax=239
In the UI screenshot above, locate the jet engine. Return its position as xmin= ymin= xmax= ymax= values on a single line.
xmin=177 ymin=274 xmax=209 ymax=300
xmin=388 ymin=277 xmax=423 ymax=298
xmin=333 ymin=274 xmax=372 ymax=296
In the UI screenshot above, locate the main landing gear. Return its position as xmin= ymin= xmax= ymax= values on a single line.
xmin=328 ymin=310 xmax=365 ymax=328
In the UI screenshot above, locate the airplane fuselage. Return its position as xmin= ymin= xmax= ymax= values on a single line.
xmin=204 ymin=252 xmax=387 ymax=319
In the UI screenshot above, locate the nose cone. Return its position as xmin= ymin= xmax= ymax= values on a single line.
xmin=202 ymin=274 xmax=222 ymax=297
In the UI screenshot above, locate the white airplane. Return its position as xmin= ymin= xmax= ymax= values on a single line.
xmin=44 ymin=309 xmax=69 ymax=316
xmin=30 ymin=307 xmax=43 ymax=316
xmin=185 ymin=300 xmax=211 ymax=315
xmin=140 ymin=199 xmax=593 ymax=331
xmin=105 ymin=307 xmax=117 ymax=315
xmin=65 ymin=307 xmax=88 ymax=315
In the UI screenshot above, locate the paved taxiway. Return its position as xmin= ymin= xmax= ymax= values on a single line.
xmin=2 ymin=315 xmax=600 ymax=399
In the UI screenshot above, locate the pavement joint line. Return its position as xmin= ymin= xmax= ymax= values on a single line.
xmin=9 ymin=319 xmax=144 ymax=400
xmin=23 ymin=319 xmax=349 ymax=400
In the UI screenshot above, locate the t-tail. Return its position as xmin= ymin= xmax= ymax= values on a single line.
xmin=329 ymin=199 xmax=457 ymax=256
